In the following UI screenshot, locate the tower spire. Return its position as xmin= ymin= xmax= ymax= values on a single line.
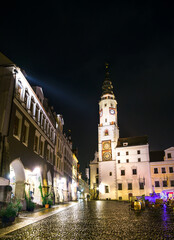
xmin=102 ymin=63 xmax=114 ymax=96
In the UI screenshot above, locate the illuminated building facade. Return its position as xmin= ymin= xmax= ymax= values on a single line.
xmin=90 ymin=64 xmax=153 ymax=200
xmin=0 ymin=52 xmax=77 ymax=204
xmin=150 ymin=148 xmax=174 ymax=197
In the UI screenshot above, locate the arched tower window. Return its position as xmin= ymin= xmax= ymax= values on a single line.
xmin=104 ymin=129 xmax=109 ymax=136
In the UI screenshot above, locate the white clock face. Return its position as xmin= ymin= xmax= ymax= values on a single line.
xmin=109 ymin=109 xmax=115 ymax=115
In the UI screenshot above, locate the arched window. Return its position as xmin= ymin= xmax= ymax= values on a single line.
xmin=104 ymin=129 xmax=109 ymax=136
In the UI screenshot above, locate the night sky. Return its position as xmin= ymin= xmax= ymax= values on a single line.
xmin=1 ymin=2 xmax=174 ymax=177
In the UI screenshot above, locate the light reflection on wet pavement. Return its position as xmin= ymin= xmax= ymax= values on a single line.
xmin=0 ymin=201 xmax=174 ymax=240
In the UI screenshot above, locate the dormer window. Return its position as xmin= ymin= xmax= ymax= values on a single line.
xmin=17 ymin=80 xmax=23 ymax=98
xmin=123 ymin=142 xmax=128 ymax=146
xmin=24 ymin=88 xmax=29 ymax=107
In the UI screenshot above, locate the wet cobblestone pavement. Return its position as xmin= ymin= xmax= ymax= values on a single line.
xmin=0 ymin=201 xmax=174 ymax=240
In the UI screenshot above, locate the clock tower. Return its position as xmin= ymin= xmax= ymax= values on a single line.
xmin=98 ymin=63 xmax=119 ymax=163
xmin=98 ymin=63 xmax=119 ymax=200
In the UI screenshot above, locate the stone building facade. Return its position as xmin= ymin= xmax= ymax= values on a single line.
xmin=0 ymin=52 xmax=78 ymax=204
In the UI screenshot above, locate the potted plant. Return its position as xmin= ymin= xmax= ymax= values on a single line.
xmin=0 ymin=203 xmax=17 ymax=224
xmin=25 ymin=192 xmax=35 ymax=212
xmin=48 ymin=198 xmax=53 ymax=208
xmin=39 ymin=184 xmax=52 ymax=208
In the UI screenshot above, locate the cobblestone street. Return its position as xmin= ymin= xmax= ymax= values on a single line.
xmin=0 ymin=201 xmax=174 ymax=240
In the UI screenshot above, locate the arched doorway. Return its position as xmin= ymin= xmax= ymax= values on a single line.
xmin=10 ymin=159 xmax=25 ymax=199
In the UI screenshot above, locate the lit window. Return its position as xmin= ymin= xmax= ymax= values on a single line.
xmin=22 ymin=121 xmax=29 ymax=146
xmin=132 ymin=169 xmax=137 ymax=175
xmin=105 ymin=185 xmax=109 ymax=193
xmin=13 ymin=111 xmax=22 ymax=140
xmin=16 ymin=80 xmax=22 ymax=98
xmin=155 ymin=181 xmax=160 ymax=187
xmin=118 ymin=183 xmax=122 ymax=190
xmin=128 ymin=183 xmax=132 ymax=190
xmin=161 ymin=168 xmax=166 ymax=173
xmin=121 ymin=170 xmax=125 ymax=176
xmin=154 ymin=168 xmax=158 ymax=174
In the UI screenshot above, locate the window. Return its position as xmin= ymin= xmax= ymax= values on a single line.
xmin=13 ymin=111 xmax=22 ymax=140
xmin=128 ymin=183 xmax=132 ymax=190
xmin=104 ymin=104 xmax=107 ymax=107
xmin=161 ymin=168 xmax=166 ymax=173
xmin=163 ymin=181 xmax=167 ymax=187
xmin=109 ymin=172 xmax=112 ymax=176
xmin=126 ymin=151 xmax=129 ymax=155
xmin=123 ymin=142 xmax=128 ymax=146
xmin=35 ymin=105 xmax=39 ymax=122
xmin=22 ymin=121 xmax=29 ymax=146
xmin=96 ymin=177 xmax=99 ymax=184
xmin=110 ymin=103 xmax=113 ymax=107
xmin=105 ymin=185 xmax=109 ymax=193
xmin=139 ymin=183 xmax=144 ymax=189
xmin=104 ymin=129 xmax=109 ymax=136
xmin=30 ymin=99 xmax=35 ymax=116
xmin=40 ymin=140 xmax=45 ymax=157
xmin=118 ymin=183 xmax=122 ymax=190
xmin=132 ymin=169 xmax=137 ymax=175
xmin=155 ymin=181 xmax=160 ymax=187
xmin=40 ymin=112 xmax=43 ymax=127
xmin=24 ymin=89 xmax=29 ymax=107
xmin=34 ymin=134 xmax=40 ymax=153
xmin=46 ymin=146 xmax=50 ymax=160
xmin=154 ymin=168 xmax=158 ymax=174
xmin=137 ymin=150 xmax=140 ymax=154
xmin=105 ymin=119 xmax=107 ymax=123
xmin=17 ymin=81 xmax=22 ymax=98
xmin=138 ymin=158 xmax=141 ymax=162
xmin=167 ymin=153 xmax=172 ymax=159
xmin=126 ymin=159 xmax=129 ymax=163
xmin=171 ymin=180 xmax=174 ymax=187
xmin=121 ymin=170 xmax=125 ymax=176
xmin=96 ymin=168 xmax=99 ymax=174
xmin=169 ymin=167 xmax=173 ymax=173
xmin=118 ymin=160 xmax=120 ymax=164
xmin=117 ymin=152 xmax=120 ymax=156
